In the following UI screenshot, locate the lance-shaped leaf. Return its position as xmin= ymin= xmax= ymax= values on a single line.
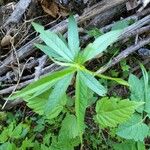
xmin=79 ymin=71 xmax=107 ymax=96
xmin=35 ymin=44 xmax=66 ymax=62
xmin=45 ymin=74 xmax=73 ymax=114
xmin=32 ymin=22 xmax=73 ymax=62
xmin=116 ymin=114 xmax=149 ymax=141
xmin=96 ymin=97 xmax=144 ymax=128
xmin=68 ymin=15 xmax=80 ymax=57
xmin=10 ymin=67 xmax=76 ymax=99
xmin=82 ymin=30 xmax=122 ymax=62
xmin=31 ymin=22 xmax=44 ymax=33
xmin=75 ymin=71 xmax=88 ymax=142
xmin=96 ymin=73 xmax=129 ymax=86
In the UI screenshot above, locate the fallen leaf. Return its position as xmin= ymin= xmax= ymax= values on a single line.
xmin=1 ymin=35 xmax=12 ymax=47
xmin=41 ymin=0 xmax=68 ymax=18
xmin=41 ymin=0 xmax=58 ymax=18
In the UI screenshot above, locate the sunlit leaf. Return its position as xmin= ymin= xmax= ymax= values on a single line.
xmin=82 ymin=30 xmax=122 ymax=62
xmin=35 ymin=43 xmax=66 ymax=62
xmin=24 ymin=90 xmax=67 ymax=120
xmin=10 ymin=67 xmax=76 ymax=99
xmin=32 ymin=22 xmax=44 ymax=33
xmin=96 ymin=97 xmax=144 ymax=128
xmin=75 ymin=71 xmax=88 ymax=142
xmin=59 ymin=114 xmax=79 ymax=140
xmin=32 ymin=22 xmax=74 ymax=62
xmin=111 ymin=20 xmax=129 ymax=30
xmin=79 ymin=71 xmax=107 ymax=96
xmin=96 ymin=73 xmax=129 ymax=86
xmin=68 ymin=15 xmax=80 ymax=57
xmin=45 ymin=74 xmax=73 ymax=114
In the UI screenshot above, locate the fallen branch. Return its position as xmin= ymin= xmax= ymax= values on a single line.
xmin=3 ymin=0 xmax=32 ymax=28
xmin=34 ymin=55 xmax=47 ymax=81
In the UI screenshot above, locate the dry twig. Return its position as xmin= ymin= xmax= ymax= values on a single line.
xmin=3 ymin=0 xmax=32 ymax=28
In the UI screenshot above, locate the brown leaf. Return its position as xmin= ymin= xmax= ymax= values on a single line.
xmin=59 ymin=4 xmax=68 ymax=17
xmin=41 ymin=0 xmax=68 ymax=18
xmin=1 ymin=35 xmax=12 ymax=47
xmin=41 ymin=0 xmax=59 ymax=18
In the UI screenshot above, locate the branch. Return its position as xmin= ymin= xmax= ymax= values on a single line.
xmin=3 ymin=0 xmax=32 ymax=27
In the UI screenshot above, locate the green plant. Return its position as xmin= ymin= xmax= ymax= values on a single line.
xmin=95 ymin=65 xmax=150 ymax=143
xmin=116 ymin=64 xmax=150 ymax=141
xmin=113 ymin=140 xmax=145 ymax=150
xmin=9 ymin=15 xmax=129 ymax=145
xmin=95 ymin=97 xmax=143 ymax=128
xmin=0 ymin=111 xmax=73 ymax=150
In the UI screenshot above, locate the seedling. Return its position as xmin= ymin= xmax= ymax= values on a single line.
xmin=10 ymin=15 xmax=129 ymax=142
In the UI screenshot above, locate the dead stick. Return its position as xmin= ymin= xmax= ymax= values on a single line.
xmin=4 ymin=0 xmax=32 ymax=27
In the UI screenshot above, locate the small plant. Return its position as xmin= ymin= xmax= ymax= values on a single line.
xmin=96 ymin=64 xmax=150 ymax=146
xmin=9 ymin=15 xmax=133 ymax=147
xmin=116 ymin=64 xmax=150 ymax=142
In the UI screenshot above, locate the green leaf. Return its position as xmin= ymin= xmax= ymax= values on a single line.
xmin=95 ymin=97 xmax=144 ymax=128
xmin=21 ymin=138 xmax=34 ymax=150
xmin=45 ymin=74 xmax=73 ymax=114
xmin=96 ymin=73 xmax=129 ymax=86
xmin=145 ymin=86 xmax=150 ymax=114
xmin=11 ymin=123 xmax=24 ymax=139
xmin=87 ymin=28 xmax=103 ymax=38
xmin=32 ymin=22 xmax=74 ymax=62
xmin=75 ymin=71 xmax=88 ymax=142
xmin=79 ymin=71 xmax=107 ymax=96
xmin=10 ymin=67 xmax=76 ymax=100
xmin=68 ymin=15 xmax=80 ymax=57
xmin=113 ymin=141 xmax=145 ymax=150
xmin=59 ymin=114 xmax=79 ymax=140
xmin=129 ymin=74 xmax=145 ymax=113
xmin=0 ymin=142 xmax=16 ymax=150
xmin=82 ymin=30 xmax=122 ymax=62
xmin=50 ymin=114 xmax=80 ymax=150
xmin=111 ymin=20 xmax=129 ymax=30
xmin=140 ymin=64 xmax=150 ymax=114
xmin=32 ymin=22 xmax=44 ymax=33
xmin=24 ymin=90 xmax=67 ymax=119
xmin=0 ymin=128 xmax=9 ymax=143
xmin=35 ymin=44 xmax=66 ymax=62
xmin=40 ymin=30 xmax=73 ymax=62
xmin=0 ymin=122 xmax=14 ymax=143
xmin=117 ymin=114 xmax=149 ymax=141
